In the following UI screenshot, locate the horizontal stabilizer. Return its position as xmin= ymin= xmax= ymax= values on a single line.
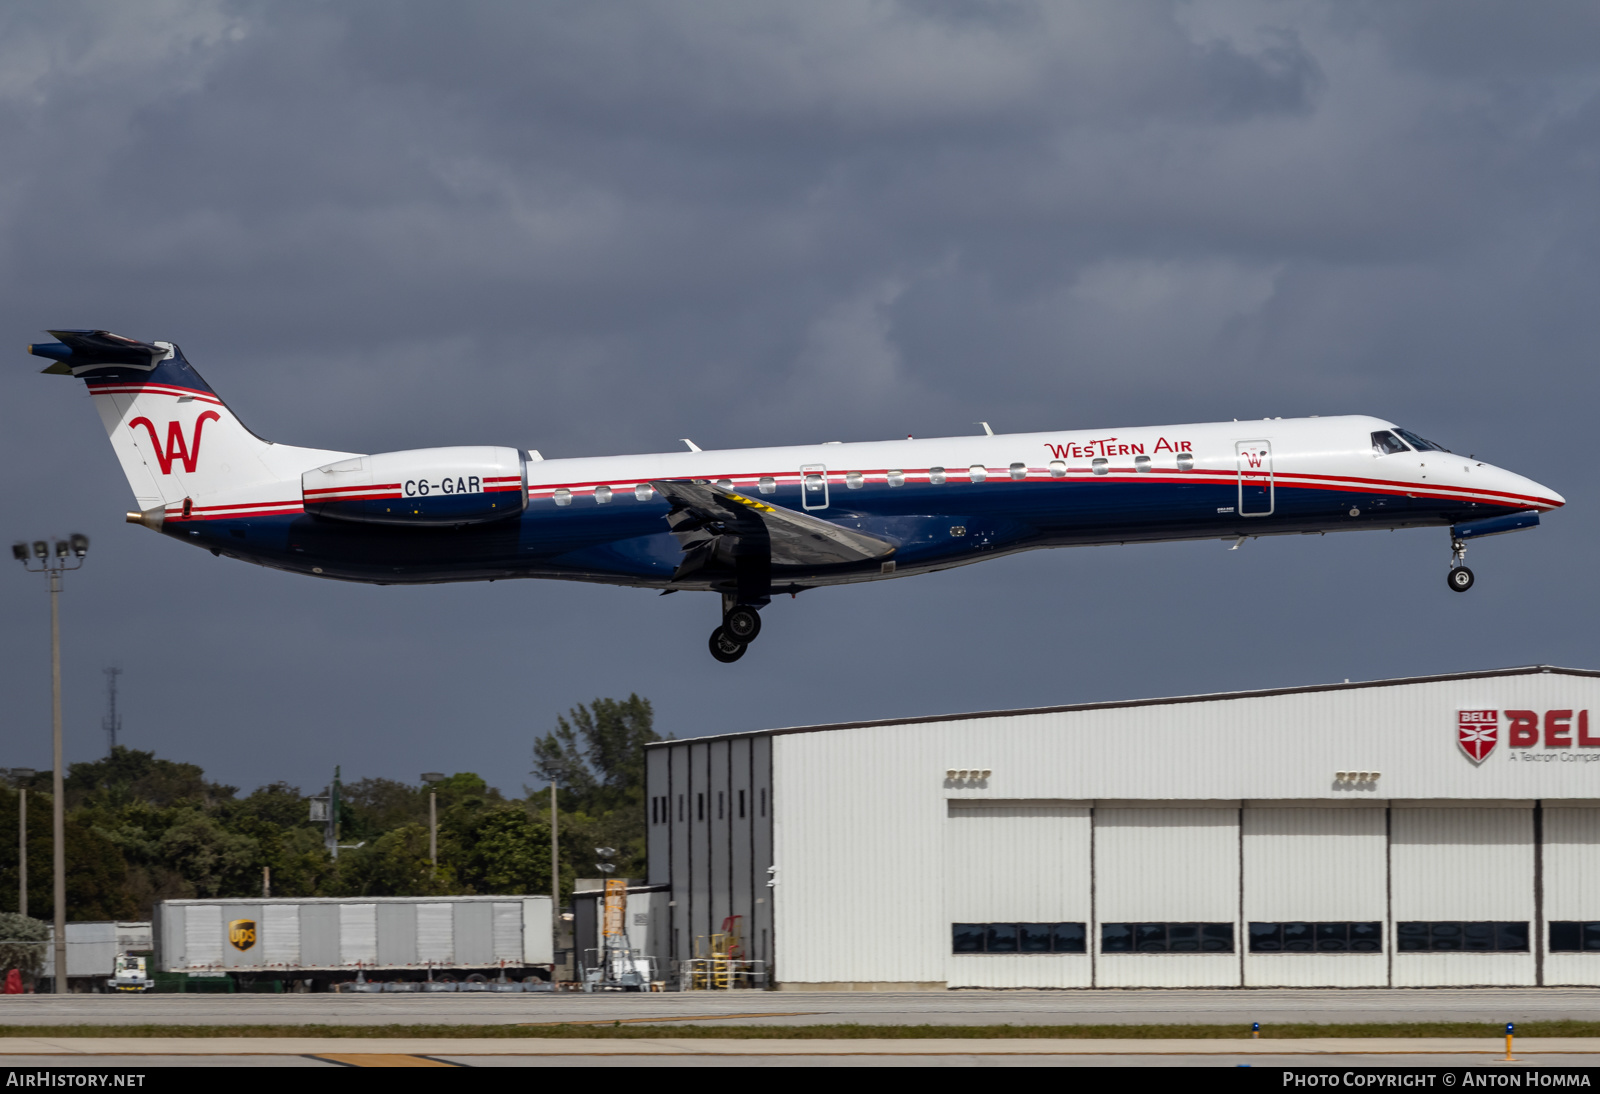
xmin=650 ymin=479 xmax=896 ymax=567
xmin=29 ymin=330 xmax=166 ymax=374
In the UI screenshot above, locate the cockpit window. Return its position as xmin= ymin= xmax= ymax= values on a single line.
xmin=1395 ymin=428 xmax=1449 ymax=453
xmin=1371 ymin=431 xmax=1408 ymax=456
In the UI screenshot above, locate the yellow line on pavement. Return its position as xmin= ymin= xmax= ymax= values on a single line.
xmin=313 ymin=1054 xmax=462 ymax=1067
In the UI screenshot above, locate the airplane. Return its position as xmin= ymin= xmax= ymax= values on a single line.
xmin=26 ymin=329 xmax=1565 ymax=662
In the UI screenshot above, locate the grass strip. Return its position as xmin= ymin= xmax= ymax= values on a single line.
xmin=1 ymin=1021 xmax=1599 ymax=1040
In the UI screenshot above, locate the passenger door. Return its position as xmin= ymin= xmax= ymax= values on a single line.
xmin=1236 ymin=441 xmax=1273 ymax=517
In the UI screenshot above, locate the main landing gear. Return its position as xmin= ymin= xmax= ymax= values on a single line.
xmin=1447 ymin=535 xmax=1474 ymax=593
xmin=708 ymin=600 xmax=764 ymax=663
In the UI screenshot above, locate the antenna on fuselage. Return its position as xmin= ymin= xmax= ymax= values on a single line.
xmin=976 ymin=422 xmax=994 ymax=436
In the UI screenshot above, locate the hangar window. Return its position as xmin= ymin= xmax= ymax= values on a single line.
xmin=1249 ymin=922 xmax=1382 ymax=953
xmin=677 ymin=795 xmax=683 ymax=822
xmin=1371 ymin=431 xmax=1409 ymax=456
xmin=846 ymin=471 xmax=864 ymax=489
xmin=594 ymin=485 xmax=612 ymax=504
xmin=1395 ymin=921 xmax=1528 ymax=953
xmin=929 ymin=467 xmax=947 ymax=485
xmin=887 ymin=470 xmax=905 ymax=487
xmin=717 ymin=791 xmax=724 ymax=820
xmin=758 ymin=477 xmax=776 ymax=495
xmin=1101 ymin=922 xmax=1234 ymax=953
xmin=760 ymin=788 xmax=767 ymax=816
xmin=1134 ymin=455 xmax=1151 ymax=473
xmin=951 ymin=923 xmax=1087 ymax=954
xmin=697 ymin=793 xmax=704 ymax=822
xmin=1049 ymin=460 xmax=1066 ymax=478
xmin=1548 ymin=923 xmax=1600 ymax=952
xmin=1091 ymin=458 xmax=1109 ymax=475
xmin=1009 ymin=462 xmax=1026 ymax=480
xmin=1176 ymin=453 xmax=1194 ymax=472
xmin=635 ymin=484 xmax=654 ymax=501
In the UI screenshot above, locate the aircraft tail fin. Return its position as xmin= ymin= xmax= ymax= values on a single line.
xmin=31 ymin=330 xmax=295 ymax=513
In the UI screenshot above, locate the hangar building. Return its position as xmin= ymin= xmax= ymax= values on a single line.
xmin=644 ymin=666 xmax=1600 ymax=990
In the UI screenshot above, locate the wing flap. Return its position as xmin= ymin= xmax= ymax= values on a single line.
xmin=649 ymin=479 xmax=895 ymax=567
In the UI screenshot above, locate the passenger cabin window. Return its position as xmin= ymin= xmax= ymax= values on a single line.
xmin=716 ymin=479 xmax=733 ymax=489
xmin=803 ymin=473 xmax=825 ymax=495
xmin=1049 ymin=460 xmax=1066 ymax=478
xmin=1091 ymin=458 xmax=1109 ymax=475
xmin=1371 ymin=431 xmax=1409 ymax=456
xmin=929 ymin=467 xmax=947 ymax=484
xmin=1134 ymin=455 xmax=1151 ymax=473
xmin=634 ymin=484 xmax=654 ymax=501
xmin=594 ymin=485 xmax=612 ymax=504
xmin=846 ymin=471 xmax=863 ymax=489
xmin=1395 ymin=428 xmax=1449 ymax=453
xmin=969 ymin=465 xmax=987 ymax=483
xmin=553 ymin=488 xmax=572 ymax=506
xmin=1009 ymin=462 xmax=1026 ymax=481
xmin=758 ymin=477 xmax=776 ymax=495
xmin=887 ymin=470 xmax=905 ymax=487
xmin=1176 ymin=453 xmax=1194 ymax=472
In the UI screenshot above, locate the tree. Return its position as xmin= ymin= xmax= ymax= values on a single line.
xmin=64 ymin=746 xmax=235 ymax=810
xmin=532 ymin=695 xmax=660 ymax=893
xmin=0 ymin=913 xmax=47 ymax=984
xmin=532 ymin=695 xmax=658 ymax=813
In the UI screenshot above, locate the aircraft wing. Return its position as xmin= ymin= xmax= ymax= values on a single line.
xmin=649 ymin=479 xmax=896 ymax=567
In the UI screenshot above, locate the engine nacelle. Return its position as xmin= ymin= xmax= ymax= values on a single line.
xmin=303 ymin=446 xmax=526 ymax=526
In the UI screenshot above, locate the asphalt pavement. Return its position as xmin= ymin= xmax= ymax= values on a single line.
xmin=3 ymin=988 xmax=1600 ymax=1028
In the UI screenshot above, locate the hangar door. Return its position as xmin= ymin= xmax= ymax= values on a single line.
xmin=944 ymin=800 xmax=1091 ymax=989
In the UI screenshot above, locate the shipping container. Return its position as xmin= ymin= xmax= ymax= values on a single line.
xmin=154 ymin=895 xmax=552 ymax=980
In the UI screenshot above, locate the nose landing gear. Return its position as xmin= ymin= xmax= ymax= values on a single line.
xmin=708 ymin=598 xmax=764 ymax=663
xmin=1447 ymin=536 xmax=1474 ymax=593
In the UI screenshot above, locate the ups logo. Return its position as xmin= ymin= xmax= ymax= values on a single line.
xmin=229 ymin=919 xmax=257 ymax=952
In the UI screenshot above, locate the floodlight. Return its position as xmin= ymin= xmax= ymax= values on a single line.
xmin=11 ymin=543 xmax=26 ymax=562
xmin=53 ymin=540 xmax=66 ymax=558
xmin=595 ymin=846 xmax=616 ymax=857
xmin=596 ymin=863 xmax=617 ymax=874
xmin=32 ymin=541 xmax=47 ymax=559
xmin=69 ymin=534 xmax=88 ymax=557
xmin=421 ymin=772 xmax=444 ymax=783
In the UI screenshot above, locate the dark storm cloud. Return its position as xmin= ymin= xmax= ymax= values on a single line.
xmin=1 ymin=2 xmax=1598 ymax=794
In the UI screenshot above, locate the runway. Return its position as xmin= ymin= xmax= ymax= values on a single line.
xmin=2 ymin=1036 xmax=1600 ymax=1068
xmin=5 ymin=988 xmax=1600 ymax=1028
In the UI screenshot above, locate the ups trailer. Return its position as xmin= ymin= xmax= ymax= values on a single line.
xmin=154 ymin=895 xmax=553 ymax=991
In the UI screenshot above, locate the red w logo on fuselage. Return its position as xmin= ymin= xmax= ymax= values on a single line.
xmin=1244 ymin=451 xmax=1264 ymax=468
xmin=129 ymin=411 xmax=221 ymax=475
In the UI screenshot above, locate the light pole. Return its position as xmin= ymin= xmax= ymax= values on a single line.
xmin=12 ymin=534 xmax=89 ymax=994
xmin=12 ymin=770 xmax=35 ymax=918
xmin=421 ymin=774 xmax=444 ymax=874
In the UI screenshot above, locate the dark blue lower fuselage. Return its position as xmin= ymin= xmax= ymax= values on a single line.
xmin=165 ymin=477 xmax=1503 ymax=591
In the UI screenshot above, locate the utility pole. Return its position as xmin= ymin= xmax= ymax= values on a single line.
xmin=17 ymin=785 xmax=26 ymax=918
xmin=550 ymin=776 xmax=559 ymax=914
xmin=13 ymin=535 xmax=89 ymax=994
xmin=102 ymin=667 xmax=122 ymax=757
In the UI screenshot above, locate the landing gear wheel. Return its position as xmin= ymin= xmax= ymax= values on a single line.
xmin=1448 ymin=566 xmax=1475 ymax=593
xmin=709 ymin=626 xmax=747 ymax=663
xmin=724 ymin=605 xmax=762 ymax=642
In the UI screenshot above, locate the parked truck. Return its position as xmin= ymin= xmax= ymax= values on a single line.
xmin=154 ymin=895 xmax=553 ymax=991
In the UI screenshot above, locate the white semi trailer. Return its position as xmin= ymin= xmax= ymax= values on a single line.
xmin=154 ymin=895 xmax=554 ymax=991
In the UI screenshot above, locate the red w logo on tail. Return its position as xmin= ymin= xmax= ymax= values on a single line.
xmin=129 ymin=412 xmax=221 ymax=475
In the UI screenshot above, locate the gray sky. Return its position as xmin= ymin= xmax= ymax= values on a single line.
xmin=3 ymin=1 xmax=1597 ymax=795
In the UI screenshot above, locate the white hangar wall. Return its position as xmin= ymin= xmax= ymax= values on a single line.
xmin=746 ymin=667 xmax=1600 ymax=989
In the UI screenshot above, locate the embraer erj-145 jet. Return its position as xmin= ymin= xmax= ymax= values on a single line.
xmin=27 ymin=330 xmax=1564 ymax=662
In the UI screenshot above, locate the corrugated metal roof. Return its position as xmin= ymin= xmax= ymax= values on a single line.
xmin=650 ymin=665 xmax=1600 ymax=747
